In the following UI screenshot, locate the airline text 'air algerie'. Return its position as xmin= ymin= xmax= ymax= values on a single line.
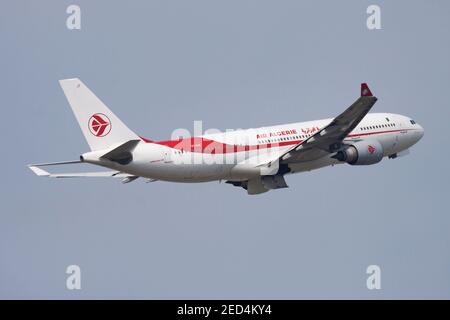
xmin=29 ymin=79 xmax=424 ymax=195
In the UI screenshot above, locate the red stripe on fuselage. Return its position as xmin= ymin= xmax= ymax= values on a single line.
xmin=141 ymin=129 xmax=408 ymax=154
xmin=150 ymin=137 xmax=302 ymax=154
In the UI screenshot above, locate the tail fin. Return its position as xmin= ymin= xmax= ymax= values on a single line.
xmin=59 ymin=78 xmax=140 ymax=151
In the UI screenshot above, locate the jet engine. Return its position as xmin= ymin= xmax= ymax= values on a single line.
xmin=332 ymin=140 xmax=383 ymax=165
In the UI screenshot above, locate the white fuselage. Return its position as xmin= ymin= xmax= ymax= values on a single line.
xmin=82 ymin=112 xmax=424 ymax=183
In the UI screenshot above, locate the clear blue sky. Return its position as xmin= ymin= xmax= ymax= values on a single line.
xmin=1 ymin=0 xmax=449 ymax=298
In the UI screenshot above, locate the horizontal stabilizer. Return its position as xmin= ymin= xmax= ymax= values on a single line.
xmin=29 ymin=166 xmax=50 ymax=176
xmin=28 ymin=165 xmax=134 ymax=179
xmin=29 ymin=160 xmax=82 ymax=167
xmin=28 ymin=160 xmax=83 ymax=176
xmin=27 ymin=161 xmax=136 ymax=180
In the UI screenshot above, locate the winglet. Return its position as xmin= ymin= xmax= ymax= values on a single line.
xmin=361 ymin=83 xmax=373 ymax=97
xmin=28 ymin=165 xmax=50 ymax=177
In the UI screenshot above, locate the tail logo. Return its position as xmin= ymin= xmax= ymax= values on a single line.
xmin=368 ymin=145 xmax=376 ymax=154
xmin=88 ymin=113 xmax=111 ymax=137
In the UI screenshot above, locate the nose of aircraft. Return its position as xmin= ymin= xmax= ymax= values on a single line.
xmin=416 ymin=123 xmax=424 ymax=141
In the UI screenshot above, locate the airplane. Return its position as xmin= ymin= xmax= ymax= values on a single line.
xmin=28 ymin=79 xmax=424 ymax=195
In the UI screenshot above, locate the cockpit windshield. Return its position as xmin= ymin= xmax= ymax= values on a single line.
xmin=410 ymin=120 xmax=416 ymax=125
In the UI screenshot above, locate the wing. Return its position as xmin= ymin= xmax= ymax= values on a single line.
xmin=281 ymin=83 xmax=378 ymax=163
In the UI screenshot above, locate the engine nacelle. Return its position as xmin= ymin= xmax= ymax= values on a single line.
xmin=333 ymin=140 xmax=383 ymax=165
